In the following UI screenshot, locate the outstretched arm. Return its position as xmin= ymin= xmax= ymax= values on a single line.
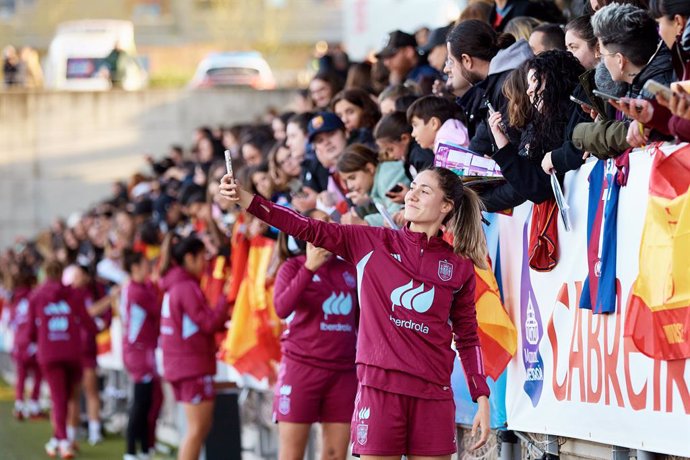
xmin=218 ymin=174 xmax=377 ymax=262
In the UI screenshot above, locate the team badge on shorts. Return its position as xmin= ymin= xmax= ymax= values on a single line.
xmin=356 ymin=407 xmax=371 ymax=445
xmin=438 ymin=260 xmax=453 ymax=281
xmin=278 ymin=385 xmax=292 ymax=415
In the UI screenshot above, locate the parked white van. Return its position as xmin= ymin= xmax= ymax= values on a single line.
xmin=44 ymin=19 xmax=148 ymax=91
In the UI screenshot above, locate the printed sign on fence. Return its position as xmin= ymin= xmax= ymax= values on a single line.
xmin=500 ymin=146 xmax=690 ymax=457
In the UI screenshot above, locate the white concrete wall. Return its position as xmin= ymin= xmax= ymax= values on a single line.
xmin=0 ymin=89 xmax=294 ymax=248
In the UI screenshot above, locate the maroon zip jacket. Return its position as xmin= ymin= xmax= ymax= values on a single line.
xmin=159 ymin=266 xmax=228 ymax=383
xmin=10 ymin=286 xmax=34 ymax=361
xmin=274 ymin=255 xmax=358 ymax=371
xmin=27 ymin=280 xmax=97 ymax=365
xmin=248 ymin=195 xmax=490 ymax=401
xmin=122 ymin=280 xmax=161 ymax=382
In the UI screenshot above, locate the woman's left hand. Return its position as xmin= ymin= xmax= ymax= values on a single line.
xmin=488 ymin=111 xmax=509 ymax=149
xmin=470 ymin=395 xmax=491 ymax=451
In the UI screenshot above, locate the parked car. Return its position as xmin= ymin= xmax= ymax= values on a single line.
xmin=188 ymin=51 xmax=276 ymax=90
xmin=44 ymin=19 xmax=148 ymax=91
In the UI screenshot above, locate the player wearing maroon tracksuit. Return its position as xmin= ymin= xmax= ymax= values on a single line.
xmin=122 ymin=249 xmax=162 ymax=460
xmin=68 ymin=262 xmax=111 ymax=446
xmin=28 ymin=260 xmax=97 ymax=459
xmin=273 ymin=209 xmax=359 ymax=460
xmin=160 ymin=236 xmax=230 ymax=460
xmin=11 ymin=279 xmax=44 ymax=420
xmin=220 ymin=167 xmax=491 ymax=458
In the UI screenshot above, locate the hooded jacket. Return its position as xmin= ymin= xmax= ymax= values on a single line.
xmin=274 ymin=255 xmax=358 ymax=370
xmin=122 ymin=280 xmax=161 ymax=382
xmin=468 ymin=39 xmax=533 ymax=157
xmin=364 ymin=161 xmax=410 ymax=227
xmin=247 ymin=195 xmax=490 ymax=402
xmin=434 ymin=118 xmax=470 ymax=153
xmin=159 ymin=266 xmax=229 ymax=382
xmin=27 ymin=280 xmax=97 ymax=365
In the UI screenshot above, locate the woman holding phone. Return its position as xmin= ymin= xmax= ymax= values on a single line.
xmin=610 ymin=0 xmax=690 ymax=144
xmin=219 ymin=166 xmax=491 ymax=459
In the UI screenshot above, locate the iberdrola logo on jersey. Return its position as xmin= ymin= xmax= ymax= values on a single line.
xmin=322 ymin=292 xmax=353 ymax=320
xmin=390 ymin=280 xmax=435 ymax=313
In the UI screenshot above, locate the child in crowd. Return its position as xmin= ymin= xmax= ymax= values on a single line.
xmin=374 ymin=111 xmax=435 ymax=182
xmin=122 ymin=249 xmax=162 ymax=460
xmin=407 ymin=95 xmax=470 ymax=153
xmin=335 ymin=145 xmax=409 ymax=227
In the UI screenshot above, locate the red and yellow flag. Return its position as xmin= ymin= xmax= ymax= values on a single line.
xmin=221 ymin=235 xmax=282 ymax=381
xmin=626 ymin=144 xmax=690 ymax=360
xmin=474 ymin=265 xmax=518 ymax=380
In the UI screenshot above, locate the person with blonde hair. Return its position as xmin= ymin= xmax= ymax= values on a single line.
xmin=219 ymin=165 xmax=491 ymax=459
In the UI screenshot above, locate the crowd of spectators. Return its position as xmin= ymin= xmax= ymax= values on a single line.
xmin=2 ymin=0 xmax=690 ymax=458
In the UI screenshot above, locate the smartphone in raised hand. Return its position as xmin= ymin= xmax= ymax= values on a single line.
xmin=486 ymin=101 xmax=507 ymax=133
xmin=224 ymin=150 xmax=234 ymax=178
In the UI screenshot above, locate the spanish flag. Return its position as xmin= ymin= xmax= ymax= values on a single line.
xmin=474 ymin=264 xmax=518 ymax=380
xmin=626 ymin=144 xmax=690 ymax=360
xmin=227 ymin=213 xmax=250 ymax=306
xmin=442 ymin=232 xmax=517 ymax=379
xmin=201 ymin=255 xmax=230 ymax=308
xmin=221 ymin=235 xmax=282 ymax=381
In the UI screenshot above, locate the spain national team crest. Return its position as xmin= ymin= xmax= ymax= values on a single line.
xmin=278 ymin=385 xmax=291 ymax=415
xmin=438 ymin=260 xmax=453 ymax=281
xmin=357 ymin=423 xmax=368 ymax=445
xmin=356 ymin=407 xmax=370 ymax=445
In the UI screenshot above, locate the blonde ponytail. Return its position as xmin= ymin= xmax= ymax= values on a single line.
xmin=449 ymin=187 xmax=488 ymax=269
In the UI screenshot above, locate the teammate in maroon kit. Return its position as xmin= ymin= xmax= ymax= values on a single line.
xmin=28 ymin=260 xmax=97 ymax=459
xmin=67 ymin=261 xmax=112 ymax=446
xmin=159 ymin=236 xmax=230 ymax=460
xmin=273 ymin=209 xmax=359 ymax=460
xmin=122 ymin=249 xmax=162 ymax=460
xmin=9 ymin=266 xmax=42 ymax=420
xmin=220 ymin=167 xmax=491 ymax=459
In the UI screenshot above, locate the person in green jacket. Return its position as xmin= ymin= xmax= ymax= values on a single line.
xmin=335 ymin=144 xmax=409 ymax=227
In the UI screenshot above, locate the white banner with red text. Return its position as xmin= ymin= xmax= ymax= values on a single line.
xmin=500 ymin=144 xmax=690 ymax=457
